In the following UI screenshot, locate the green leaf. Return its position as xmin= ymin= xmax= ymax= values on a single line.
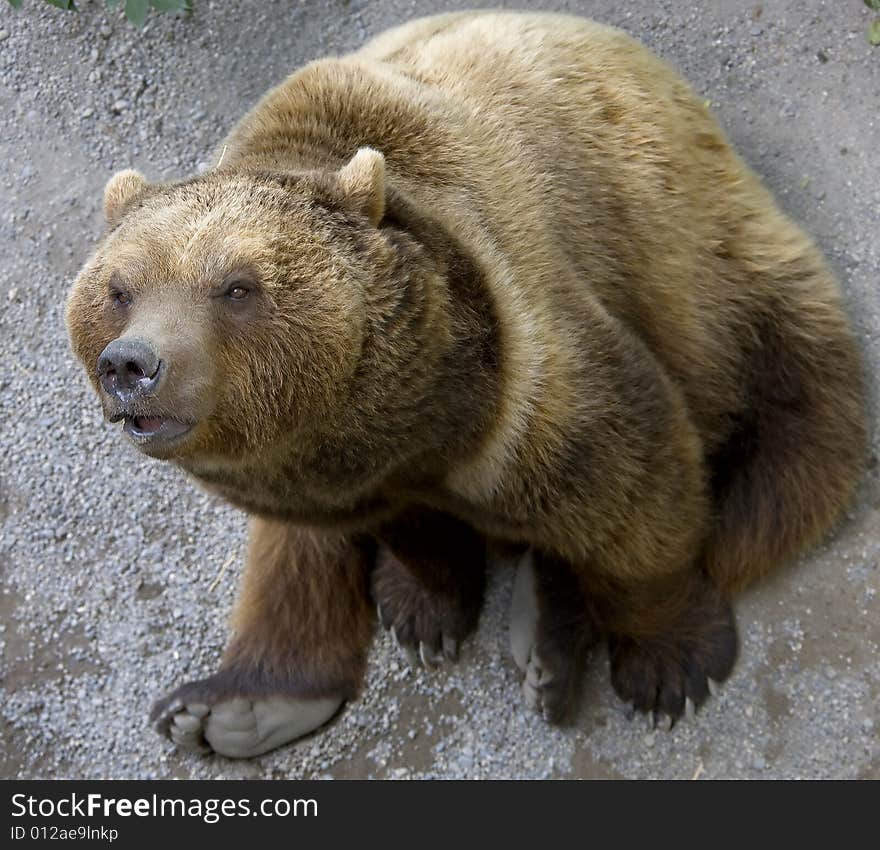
xmin=865 ymin=1 xmax=880 ymax=13
xmin=7 ymin=0 xmax=24 ymax=9
xmin=149 ymin=0 xmax=188 ymax=10
xmin=44 ymin=0 xmax=76 ymax=9
xmin=870 ymin=19 xmax=880 ymax=46
xmin=106 ymin=0 xmax=123 ymax=8
xmin=125 ymin=0 xmax=148 ymax=26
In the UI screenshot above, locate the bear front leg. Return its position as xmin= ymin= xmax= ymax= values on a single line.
xmin=371 ymin=507 xmax=486 ymax=669
xmin=150 ymin=518 xmax=376 ymax=758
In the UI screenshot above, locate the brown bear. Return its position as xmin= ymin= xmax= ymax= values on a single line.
xmin=66 ymin=11 xmax=867 ymax=758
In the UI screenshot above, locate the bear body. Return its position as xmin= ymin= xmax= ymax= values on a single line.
xmin=67 ymin=12 xmax=866 ymax=757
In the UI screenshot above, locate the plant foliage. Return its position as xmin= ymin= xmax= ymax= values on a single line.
xmin=4 ymin=0 xmax=191 ymax=26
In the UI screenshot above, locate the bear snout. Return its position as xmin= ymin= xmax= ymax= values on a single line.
xmin=97 ymin=337 xmax=163 ymax=402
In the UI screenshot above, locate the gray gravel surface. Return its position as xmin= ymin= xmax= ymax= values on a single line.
xmin=0 ymin=0 xmax=878 ymax=779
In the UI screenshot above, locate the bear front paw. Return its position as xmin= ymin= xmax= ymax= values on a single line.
xmin=150 ymin=673 xmax=344 ymax=758
xmin=371 ymin=547 xmax=482 ymax=670
xmin=609 ymin=596 xmax=738 ymax=728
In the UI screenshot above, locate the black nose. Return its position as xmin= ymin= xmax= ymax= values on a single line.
xmin=97 ymin=338 xmax=161 ymax=398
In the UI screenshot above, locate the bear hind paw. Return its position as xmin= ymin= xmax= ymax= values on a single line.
xmin=150 ymin=676 xmax=344 ymax=758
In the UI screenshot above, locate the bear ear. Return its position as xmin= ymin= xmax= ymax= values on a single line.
xmin=335 ymin=148 xmax=385 ymax=226
xmin=103 ymin=169 xmax=150 ymax=226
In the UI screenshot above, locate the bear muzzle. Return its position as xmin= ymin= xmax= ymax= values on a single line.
xmin=97 ymin=337 xmax=162 ymax=400
xmin=97 ymin=336 xmax=196 ymax=450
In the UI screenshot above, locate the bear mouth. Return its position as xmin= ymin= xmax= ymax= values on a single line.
xmin=121 ymin=414 xmax=194 ymax=446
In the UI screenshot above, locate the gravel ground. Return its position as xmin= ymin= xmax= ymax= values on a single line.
xmin=0 ymin=0 xmax=878 ymax=780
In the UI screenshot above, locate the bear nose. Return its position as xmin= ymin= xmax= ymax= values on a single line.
xmin=97 ymin=338 xmax=162 ymax=398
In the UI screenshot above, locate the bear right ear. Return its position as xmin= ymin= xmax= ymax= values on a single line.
xmin=335 ymin=148 xmax=385 ymax=226
xmin=103 ymin=169 xmax=150 ymax=226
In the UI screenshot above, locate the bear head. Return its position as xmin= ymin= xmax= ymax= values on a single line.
xmin=65 ymin=148 xmax=392 ymax=466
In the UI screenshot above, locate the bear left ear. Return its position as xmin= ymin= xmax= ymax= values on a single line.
xmin=103 ymin=169 xmax=150 ymax=226
xmin=336 ymin=148 xmax=385 ymax=226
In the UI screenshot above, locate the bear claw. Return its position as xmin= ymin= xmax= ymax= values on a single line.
xmin=388 ymin=624 xmax=454 ymax=671
xmin=442 ymin=635 xmax=460 ymax=662
xmin=419 ymin=641 xmax=442 ymax=669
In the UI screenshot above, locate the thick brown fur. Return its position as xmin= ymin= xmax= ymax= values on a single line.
xmin=68 ymin=12 xmax=867 ymax=729
xmin=223 ymin=520 xmax=375 ymax=698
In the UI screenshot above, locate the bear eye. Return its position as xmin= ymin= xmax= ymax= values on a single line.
xmin=110 ymin=288 xmax=131 ymax=307
xmin=218 ymin=271 xmax=258 ymax=304
xmin=226 ymin=284 xmax=250 ymax=301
